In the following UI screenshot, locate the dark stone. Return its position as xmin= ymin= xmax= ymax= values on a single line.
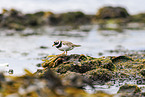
xmin=102 ymin=62 xmax=115 ymax=71
xmin=140 ymin=69 xmax=145 ymax=76
xmin=131 ymin=13 xmax=145 ymax=23
xmin=40 ymin=69 xmax=62 ymax=89
xmin=40 ymin=46 xmax=48 ymax=49
xmin=36 ymin=63 xmax=42 ymax=67
xmin=111 ymin=56 xmax=133 ymax=63
xmin=46 ymin=54 xmax=102 ymax=73
xmin=49 ymin=11 xmax=91 ymax=26
xmin=117 ymin=84 xmax=141 ymax=93
xmin=61 ymin=71 xmax=93 ymax=88
xmin=85 ymin=68 xmax=112 ymax=83
xmin=96 ymin=6 xmax=130 ymax=19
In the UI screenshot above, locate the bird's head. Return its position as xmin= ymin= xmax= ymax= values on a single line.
xmin=52 ymin=40 xmax=61 ymax=47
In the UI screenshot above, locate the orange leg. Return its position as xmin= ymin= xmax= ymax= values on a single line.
xmin=58 ymin=51 xmax=65 ymax=56
xmin=62 ymin=51 xmax=65 ymax=55
xmin=66 ymin=51 xmax=67 ymax=56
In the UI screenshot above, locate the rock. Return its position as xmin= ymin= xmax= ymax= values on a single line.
xmin=40 ymin=46 xmax=48 ymax=49
xmin=41 ymin=53 xmax=145 ymax=86
xmin=61 ymin=71 xmax=93 ymax=88
xmin=8 ymin=23 xmax=25 ymax=31
xmin=111 ymin=56 xmax=133 ymax=63
xmin=131 ymin=13 xmax=145 ymax=23
xmin=48 ymin=11 xmax=91 ymax=26
xmin=85 ymin=68 xmax=112 ymax=84
xmin=0 ymin=70 xmax=114 ymax=97
xmin=96 ymin=6 xmax=129 ymax=19
xmin=141 ymin=92 xmax=145 ymax=97
xmin=39 ymin=69 xmax=63 ymax=89
xmin=140 ymin=69 xmax=145 ymax=76
xmin=101 ymin=58 xmax=115 ymax=71
xmin=117 ymin=84 xmax=141 ymax=93
xmin=117 ymin=84 xmax=141 ymax=97
xmin=0 ymin=9 xmax=54 ymax=30
xmin=42 ymin=54 xmax=101 ymax=73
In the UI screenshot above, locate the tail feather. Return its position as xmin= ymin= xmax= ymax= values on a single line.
xmin=74 ymin=44 xmax=81 ymax=47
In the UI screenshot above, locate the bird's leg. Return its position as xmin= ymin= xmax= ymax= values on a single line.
xmin=62 ymin=51 xmax=65 ymax=55
xmin=58 ymin=51 xmax=65 ymax=56
xmin=66 ymin=51 xmax=67 ymax=56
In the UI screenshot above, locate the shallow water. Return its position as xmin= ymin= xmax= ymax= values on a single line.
xmin=0 ymin=25 xmax=145 ymax=75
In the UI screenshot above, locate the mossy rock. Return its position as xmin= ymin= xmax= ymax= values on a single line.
xmin=117 ymin=84 xmax=141 ymax=94
xmin=131 ymin=13 xmax=145 ymax=23
xmin=60 ymin=71 xmax=87 ymax=88
xmin=48 ymin=11 xmax=91 ymax=26
xmin=54 ymin=60 xmax=100 ymax=74
xmin=102 ymin=62 xmax=115 ymax=71
xmin=0 ymin=9 xmax=92 ymax=29
xmin=42 ymin=54 xmax=102 ymax=73
xmin=114 ymin=72 xmax=130 ymax=78
xmin=8 ymin=23 xmax=25 ymax=31
xmin=101 ymin=58 xmax=115 ymax=71
xmin=42 ymin=54 xmax=87 ymax=67
xmin=141 ymin=92 xmax=145 ymax=96
xmin=0 ymin=9 xmax=52 ymax=29
xmin=85 ymin=68 xmax=112 ymax=82
xmin=42 ymin=53 xmax=145 ymax=83
xmin=24 ymin=14 xmax=43 ymax=26
xmin=55 ymin=64 xmax=72 ymax=74
xmin=96 ymin=6 xmax=129 ymax=19
xmin=111 ymin=55 xmax=133 ymax=63
xmin=140 ymin=69 xmax=145 ymax=76
xmin=42 ymin=54 xmax=117 ymax=75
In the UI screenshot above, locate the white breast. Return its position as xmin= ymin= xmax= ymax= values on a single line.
xmin=58 ymin=45 xmax=73 ymax=51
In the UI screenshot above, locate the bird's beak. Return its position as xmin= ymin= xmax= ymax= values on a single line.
xmin=52 ymin=44 xmax=55 ymax=47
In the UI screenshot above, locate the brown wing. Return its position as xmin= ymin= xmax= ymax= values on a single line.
xmin=62 ymin=41 xmax=73 ymax=46
xmin=62 ymin=41 xmax=81 ymax=47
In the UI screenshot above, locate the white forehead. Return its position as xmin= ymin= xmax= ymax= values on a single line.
xmin=54 ymin=40 xmax=61 ymax=46
xmin=54 ymin=40 xmax=60 ymax=42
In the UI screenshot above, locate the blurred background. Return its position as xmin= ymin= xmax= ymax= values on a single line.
xmin=0 ymin=0 xmax=145 ymax=14
xmin=0 ymin=0 xmax=145 ymax=75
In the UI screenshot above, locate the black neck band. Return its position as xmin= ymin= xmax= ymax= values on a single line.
xmin=56 ymin=41 xmax=62 ymax=48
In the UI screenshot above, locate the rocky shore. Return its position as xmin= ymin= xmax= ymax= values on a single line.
xmin=0 ymin=6 xmax=145 ymax=32
xmin=1 ymin=50 xmax=145 ymax=97
xmin=0 ymin=6 xmax=145 ymax=97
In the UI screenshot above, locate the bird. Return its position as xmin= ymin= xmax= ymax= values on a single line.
xmin=52 ymin=40 xmax=81 ymax=55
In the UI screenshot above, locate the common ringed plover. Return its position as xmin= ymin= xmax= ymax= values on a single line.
xmin=52 ymin=40 xmax=81 ymax=55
